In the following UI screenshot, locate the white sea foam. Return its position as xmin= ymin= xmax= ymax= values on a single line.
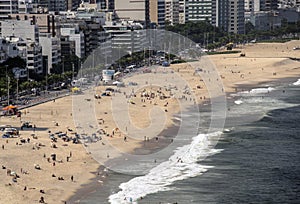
xmin=234 ymin=100 xmax=243 ymax=105
xmin=239 ymin=87 xmax=275 ymax=95
xmin=292 ymin=79 xmax=300 ymax=86
xmin=108 ymin=131 xmax=223 ymax=204
xmin=173 ymin=117 xmax=182 ymax=121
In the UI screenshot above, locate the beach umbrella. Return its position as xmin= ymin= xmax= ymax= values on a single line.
xmin=2 ymin=105 xmax=17 ymax=110
xmin=72 ymin=87 xmax=80 ymax=92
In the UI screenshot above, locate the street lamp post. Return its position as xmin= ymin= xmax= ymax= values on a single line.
xmin=6 ymin=65 xmax=10 ymax=106
xmin=46 ymin=68 xmax=49 ymax=92
xmin=7 ymin=76 xmax=10 ymax=106
xmin=72 ymin=62 xmax=74 ymax=81
xmin=16 ymin=73 xmax=20 ymax=105
xmin=62 ymin=56 xmax=65 ymax=74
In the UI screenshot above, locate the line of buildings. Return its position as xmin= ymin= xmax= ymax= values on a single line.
xmin=0 ymin=0 xmax=299 ymax=79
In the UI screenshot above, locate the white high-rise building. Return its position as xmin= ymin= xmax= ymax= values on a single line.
xmin=60 ymin=24 xmax=85 ymax=58
xmin=103 ymin=21 xmax=146 ymax=53
xmin=0 ymin=20 xmax=39 ymax=42
xmin=39 ymin=33 xmax=61 ymax=74
xmin=1 ymin=20 xmax=43 ymax=74
xmin=244 ymin=0 xmax=261 ymax=12
xmin=0 ymin=37 xmax=19 ymax=63
xmin=4 ymin=36 xmax=43 ymax=75
xmin=186 ymin=0 xmax=245 ymax=34
xmin=0 ymin=0 xmax=18 ymax=20
xmin=228 ymin=0 xmax=245 ymax=34
xmin=149 ymin=0 xmax=165 ymax=28
xmin=165 ymin=0 xmax=179 ymax=25
xmin=18 ymin=0 xmax=33 ymax=14
xmin=114 ymin=0 xmax=150 ymax=27
xmin=187 ymin=0 xmax=217 ymax=25
xmin=179 ymin=0 xmax=188 ymax=24
xmin=278 ymin=0 xmax=299 ymax=10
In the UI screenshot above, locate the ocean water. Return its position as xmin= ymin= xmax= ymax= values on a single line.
xmin=70 ymin=78 xmax=300 ymax=204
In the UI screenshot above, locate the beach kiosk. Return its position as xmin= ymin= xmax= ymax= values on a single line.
xmin=102 ymin=70 xmax=115 ymax=84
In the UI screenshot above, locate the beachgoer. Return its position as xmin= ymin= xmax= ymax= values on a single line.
xmin=71 ymin=175 xmax=73 ymax=182
xmin=2 ymin=145 xmax=4 ymax=150
xmin=39 ymin=196 xmax=45 ymax=203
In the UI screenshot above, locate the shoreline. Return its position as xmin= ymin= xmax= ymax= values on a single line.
xmin=67 ymin=39 xmax=300 ymax=203
xmin=1 ymin=40 xmax=300 ymax=203
xmin=67 ymin=75 xmax=300 ymax=203
xmin=67 ymin=110 xmax=184 ymax=203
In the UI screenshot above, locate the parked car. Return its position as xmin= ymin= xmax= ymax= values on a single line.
xmin=21 ymin=122 xmax=33 ymax=129
xmin=2 ymin=133 xmax=11 ymax=138
xmin=3 ymin=127 xmax=18 ymax=135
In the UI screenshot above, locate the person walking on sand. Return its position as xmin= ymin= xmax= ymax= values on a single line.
xmin=71 ymin=175 xmax=74 ymax=182
xmin=2 ymin=144 xmax=4 ymax=150
xmin=39 ymin=196 xmax=45 ymax=203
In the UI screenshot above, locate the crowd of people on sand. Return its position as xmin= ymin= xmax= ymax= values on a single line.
xmin=90 ymin=68 xmax=210 ymax=151
xmin=0 ymin=115 xmax=81 ymax=203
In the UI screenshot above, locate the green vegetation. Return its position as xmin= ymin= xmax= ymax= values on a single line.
xmin=171 ymin=59 xmax=186 ymax=64
xmin=0 ymin=57 xmax=75 ymax=98
xmin=0 ymin=57 xmax=26 ymax=96
xmin=166 ymin=20 xmax=300 ymax=50
xmin=206 ymin=51 xmax=241 ymax=55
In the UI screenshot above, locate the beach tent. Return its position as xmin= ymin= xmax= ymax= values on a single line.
xmin=112 ymin=81 xmax=121 ymax=85
xmin=114 ymin=71 xmax=122 ymax=78
xmin=2 ymin=105 xmax=17 ymax=110
xmin=113 ymin=81 xmax=124 ymax=87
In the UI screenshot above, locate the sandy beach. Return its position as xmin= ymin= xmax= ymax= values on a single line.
xmin=1 ymin=40 xmax=300 ymax=203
